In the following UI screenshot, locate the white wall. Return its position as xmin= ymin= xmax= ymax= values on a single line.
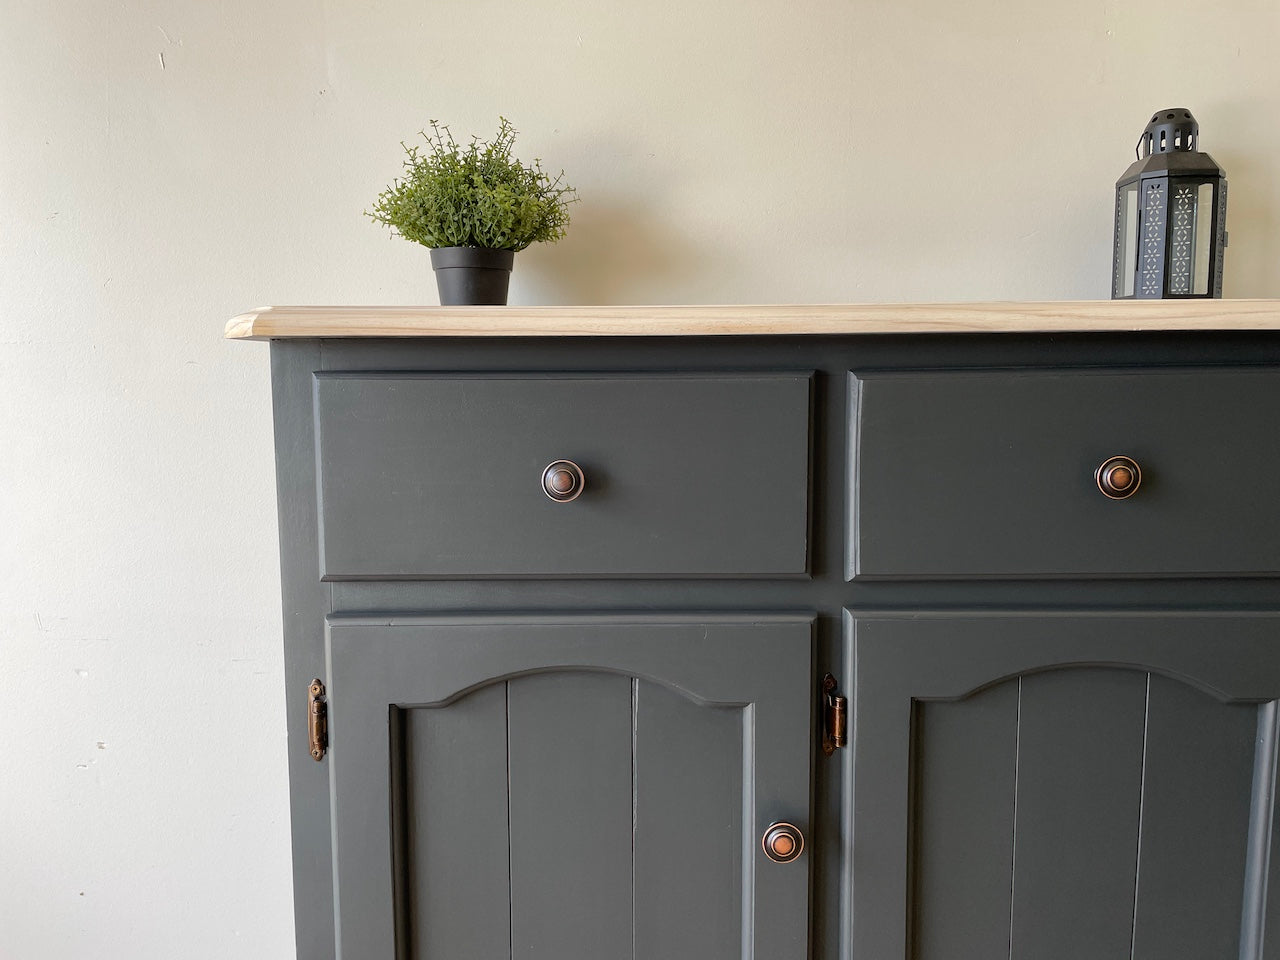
xmin=2 ymin=0 xmax=1278 ymax=956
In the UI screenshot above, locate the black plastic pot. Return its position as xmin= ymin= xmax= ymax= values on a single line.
xmin=429 ymin=247 xmax=515 ymax=305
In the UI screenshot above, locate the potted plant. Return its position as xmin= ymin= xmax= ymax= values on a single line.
xmin=367 ymin=118 xmax=577 ymax=305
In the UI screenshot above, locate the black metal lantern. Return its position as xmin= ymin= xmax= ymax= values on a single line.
xmin=1112 ymin=108 xmax=1227 ymax=299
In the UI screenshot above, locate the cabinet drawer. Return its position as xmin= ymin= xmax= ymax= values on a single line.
xmin=315 ymin=372 xmax=812 ymax=578
xmin=849 ymin=367 xmax=1280 ymax=578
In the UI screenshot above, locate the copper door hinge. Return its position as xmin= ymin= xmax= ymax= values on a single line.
xmin=822 ymin=673 xmax=848 ymax=756
xmin=308 ymin=679 xmax=328 ymax=761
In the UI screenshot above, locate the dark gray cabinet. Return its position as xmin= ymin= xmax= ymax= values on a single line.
xmin=258 ymin=331 xmax=1280 ymax=960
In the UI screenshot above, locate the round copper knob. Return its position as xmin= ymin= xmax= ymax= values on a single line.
xmin=1096 ymin=455 xmax=1142 ymax=499
xmin=762 ymin=822 xmax=804 ymax=863
xmin=542 ymin=460 xmax=585 ymax=502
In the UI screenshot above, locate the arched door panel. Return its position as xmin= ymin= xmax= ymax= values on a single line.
xmin=847 ymin=611 xmax=1280 ymax=960
xmin=326 ymin=614 xmax=814 ymax=960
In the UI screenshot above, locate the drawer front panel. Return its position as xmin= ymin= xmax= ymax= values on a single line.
xmin=850 ymin=367 xmax=1280 ymax=578
xmin=316 ymin=372 xmax=811 ymax=578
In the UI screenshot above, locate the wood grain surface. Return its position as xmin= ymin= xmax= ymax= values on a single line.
xmin=225 ymin=300 xmax=1280 ymax=339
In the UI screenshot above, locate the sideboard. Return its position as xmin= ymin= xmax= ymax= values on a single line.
xmin=229 ymin=300 xmax=1280 ymax=960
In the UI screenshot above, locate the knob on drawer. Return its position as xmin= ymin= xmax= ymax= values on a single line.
xmin=762 ymin=822 xmax=804 ymax=863
xmin=542 ymin=460 xmax=585 ymax=502
xmin=1096 ymin=455 xmax=1142 ymax=500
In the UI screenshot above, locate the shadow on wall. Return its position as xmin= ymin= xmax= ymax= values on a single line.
xmin=515 ymin=199 xmax=708 ymax=305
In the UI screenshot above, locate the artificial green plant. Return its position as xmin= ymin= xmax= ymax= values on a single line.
xmin=367 ymin=118 xmax=577 ymax=252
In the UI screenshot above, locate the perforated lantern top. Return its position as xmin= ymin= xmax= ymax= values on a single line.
xmin=1140 ymin=108 xmax=1199 ymax=156
xmin=1118 ymin=108 xmax=1224 ymax=183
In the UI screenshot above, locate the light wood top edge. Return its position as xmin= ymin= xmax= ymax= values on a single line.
xmin=225 ymin=300 xmax=1280 ymax=340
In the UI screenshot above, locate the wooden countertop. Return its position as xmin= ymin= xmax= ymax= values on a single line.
xmin=225 ymin=300 xmax=1280 ymax=340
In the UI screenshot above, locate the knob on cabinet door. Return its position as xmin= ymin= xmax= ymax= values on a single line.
xmin=762 ymin=822 xmax=804 ymax=863
xmin=1096 ymin=455 xmax=1142 ymax=499
xmin=542 ymin=460 xmax=585 ymax=502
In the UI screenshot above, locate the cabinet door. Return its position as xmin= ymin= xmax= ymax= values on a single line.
xmin=847 ymin=611 xmax=1280 ymax=960
xmin=325 ymin=615 xmax=813 ymax=960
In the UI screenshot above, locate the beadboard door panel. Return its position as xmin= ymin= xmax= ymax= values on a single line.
xmin=396 ymin=683 xmax=510 ymax=958
xmin=505 ymin=671 xmax=634 ymax=960
xmin=846 ymin=611 xmax=1280 ymax=960
xmin=326 ymin=615 xmax=813 ymax=960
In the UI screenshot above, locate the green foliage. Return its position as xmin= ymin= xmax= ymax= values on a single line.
xmin=367 ymin=118 xmax=577 ymax=252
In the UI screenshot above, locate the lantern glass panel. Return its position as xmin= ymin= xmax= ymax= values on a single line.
xmin=1193 ymin=182 xmax=1214 ymax=295
xmin=1117 ymin=184 xmax=1139 ymax=298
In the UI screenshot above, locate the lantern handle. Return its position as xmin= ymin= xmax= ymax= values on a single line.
xmin=1135 ymin=133 xmax=1147 ymax=160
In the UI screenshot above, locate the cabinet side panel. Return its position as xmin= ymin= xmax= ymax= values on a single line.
xmin=508 ymin=672 xmax=633 ymax=960
xmin=271 ymin=341 xmax=335 ymax=960
xmin=1131 ymin=675 xmax=1255 ymax=960
xmin=634 ymin=679 xmax=744 ymax=960
xmin=403 ymin=684 xmax=511 ymax=959
xmin=912 ymin=681 xmax=1019 ymax=960
xmin=1009 ymin=669 xmax=1147 ymax=960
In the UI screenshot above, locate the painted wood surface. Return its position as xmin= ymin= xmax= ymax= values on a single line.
xmin=1130 ymin=676 xmax=1256 ymax=959
xmin=911 ymin=682 xmax=1019 ymax=959
xmin=850 ymin=367 xmax=1280 ymax=578
xmin=227 ymin=299 xmax=1280 ymax=340
xmin=848 ymin=611 xmax=1280 ymax=960
xmin=313 ymin=373 xmax=812 ymax=578
xmin=507 ymin=672 xmax=634 ymax=960
xmin=325 ymin=615 xmax=813 ymax=960
xmin=1009 ymin=669 xmax=1147 ymax=960
xmin=399 ymin=684 xmax=510 ymax=959
xmin=633 ymin=680 xmax=746 ymax=960
xmin=269 ymin=342 xmax=336 ymax=960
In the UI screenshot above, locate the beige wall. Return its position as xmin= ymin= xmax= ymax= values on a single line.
xmin=2 ymin=0 xmax=1278 ymax=956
